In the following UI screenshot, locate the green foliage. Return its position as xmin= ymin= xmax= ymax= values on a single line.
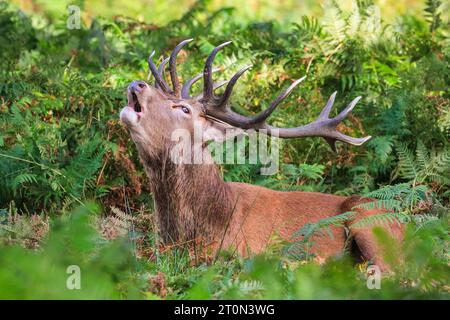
xmin=0 ymin=203 xmax=143 ymax=299
xmin=0 ymin=2 xmax=36 ymax=68
xmin=285 ymin=211 xmax=355 ymax=260
xmin=0 ymin=124 xmax=107 ymax=211
xmin=424 ymin=0 xmax=443 ymax=32
xmin=188 ymin=216 xmax=449 ymax=299
xmin=0 ymin=0 xmax=448 ymax=300
xmin=394 ymin=141 xmax=450 ymax=188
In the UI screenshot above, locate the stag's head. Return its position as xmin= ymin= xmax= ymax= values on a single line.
xmin=120 ymin=39 xmax=371 ymax=160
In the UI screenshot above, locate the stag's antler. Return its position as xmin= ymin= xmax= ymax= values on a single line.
xmin=149 ymin=39 xmax=228 ymax=98
xmin=148 ymin=39 xmax=194 ymax=96
xmin=148 ymin=40 xmax=372 ymax=151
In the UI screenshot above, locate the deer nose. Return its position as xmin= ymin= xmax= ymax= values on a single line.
xmin=128 ymin=80 xmax=148 ymax=93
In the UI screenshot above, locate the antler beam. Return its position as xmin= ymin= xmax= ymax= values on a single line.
xmin=204 ymin=86 xmax=371 ymax=151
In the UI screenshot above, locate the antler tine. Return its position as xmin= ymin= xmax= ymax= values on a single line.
xmin=334 ymin=96 xmax=361 ymax=123
xmin=181 ymin=67 xmax=221 ymax=99
xmin=269 ymin=127 xmax=372 ymax=152
xmin=204 ymin=77 xmax=306 ymax=128
xmin=318 ymin=91 xmax=337 ymax=119
xmin=213 ymin=80 xmax=229 ymax=91
xmin=148 ymin=51 xmax=171 ymax=94
xmin=158 ymin=57 xmax=169 ymax=76
xmin=154 ymin=57 xmax=169 ymax=89
xmin=195 ymin=80 xmax=230 ymax=100
xmin=244 ymin=76 xmax=306 ymax=125
xmin=216 ymin=65 xmax=252 ymax=109
xmin=169 ymin=38 xmax=193 ymax=97
xmin=262 ymin=92 xmax=371 ymax=151
xmin=203 ymin=41 xmax=232 ymax=102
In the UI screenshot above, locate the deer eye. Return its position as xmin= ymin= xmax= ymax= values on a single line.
xmin=181 ymin=106 xmax=190 ymax=114
xmin=172 ymin=104 xmax=191 ymax=115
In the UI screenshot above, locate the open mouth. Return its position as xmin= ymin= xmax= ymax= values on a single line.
xmin=121 ymin=82 xmax=147 ymax=126
xmin=128 ymin=89 xmax=144 ymax=116
xmin=131 ymin=92 xmax=142 ymax=113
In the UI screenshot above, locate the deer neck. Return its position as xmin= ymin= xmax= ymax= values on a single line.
xmin=137 ymin=145 xmax=234 ymax=245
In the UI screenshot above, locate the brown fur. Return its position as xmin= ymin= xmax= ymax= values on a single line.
xmin=120 ymin=83 xmax=403 ymax=268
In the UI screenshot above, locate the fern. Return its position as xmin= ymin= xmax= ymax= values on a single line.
xmin=350 ymin=212 xmax=409 ymax=229
xmin=422 ymin=149 xmax=450 ymax=185
xmin=350 ymin=212 xmax=440 ymax=229
xmin=11 ymin=173 xmax=38 ymax=194
xmin=322 ymin=0 xmax=347 ymax=48
xmin=293 ymin=16 xmax=322 ymax=39
xmin=353 ymin=199 xmax=403 ymax=212
xmin=394 ymin=142 xmax=450 ymax=187
xmin=424 ymin=0 xmax=443 ymax=32
xmin=291 ymin=174 xmax=443 ymax=257
xmin=396 ymin=143 xmax=419 ymax=180
xmin=291 ymin=211 xmax=354 ymax=241
xmin=368 ymin=136 xmax=394 ymax=164
xmin=237 ymin=280 xmax=265 ymax=295
xmin=285 ymin=210 xmax=354 ymax=261
xmin=0 ymin=130 xmax=106 ymax=211
xmin=99 ymin=206 xmax=138 ymax=240
xmin=415 ymin=140 xmax=430 ymax=170
xmin=366 ymin=183 xmax=406 ymax=198
xmin=0 ymin=0 xmax=448 ymax=300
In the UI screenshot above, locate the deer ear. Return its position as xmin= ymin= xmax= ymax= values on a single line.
xmin=200 ymin=118 xmax=245 ymax=143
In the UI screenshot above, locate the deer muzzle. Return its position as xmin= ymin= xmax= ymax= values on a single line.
xmin=120 ymin=80 xmax=149 ymax=127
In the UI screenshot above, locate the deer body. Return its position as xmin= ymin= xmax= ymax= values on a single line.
xmin=226 ymin=182 xmax=348 ymax=257
xmin=121 ymin=40 xmax=403 ymax=268
xmin=141 ymin=147 xmax=349 ymax=257
xmin=139 ymin=143 xmax=401 ymax=266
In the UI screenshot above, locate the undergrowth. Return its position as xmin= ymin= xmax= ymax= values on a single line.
xmin=0 ymin=0 xmax=448 ymax=299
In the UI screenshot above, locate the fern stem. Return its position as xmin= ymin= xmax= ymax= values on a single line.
xmin=0 ymin=153 xmax=64 ymax=176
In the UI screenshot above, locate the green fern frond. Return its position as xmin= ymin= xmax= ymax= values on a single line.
xmin=368 ymin=136 xmax=394 ymax=163
xmin=365 ymin=183 xmax=412 ymax=199
xmin=11 ymin=173 xmax=38 ymax=191
xmin=322 ymin=0 xmax=347 ymax=46
xmin=395 ymin=142 xmax=450 ymax=186
xmin=415 ymin=140 xmax=430 ymax=171
xmin=353 ymin=199 xmax=403 ymax=212
xmin=426 ymin=149 xmax=450 ymax=183
xmin=292 ymin=211 xmax=354 ymax=240
xmin=347 ymin=1 xmax=361 ymax=36
xmin=237 ymin=280 xmax=265 ymax=295
xmin=396 ymin=143 xmax=419 ymax=180
xmin=350 ymin=212 xmax=409 ymax=228
xmin=292 ymin=16 xmax=322 ymax=41
xmin=404 ymin=185 xmax=428 ymax=208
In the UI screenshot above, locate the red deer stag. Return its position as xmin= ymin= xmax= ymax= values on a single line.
xmin=120 ymin=39 xmax=403 ymax=269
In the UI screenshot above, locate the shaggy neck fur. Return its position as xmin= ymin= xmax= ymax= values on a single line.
xmin=136 ymin=143 xmax=234 ymax=245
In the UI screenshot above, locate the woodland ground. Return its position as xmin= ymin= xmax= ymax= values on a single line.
xmin=0 ymin=0 xmax=449 ymax=299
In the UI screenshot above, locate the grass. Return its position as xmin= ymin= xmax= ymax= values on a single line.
xmin=0 ymin=0 xmax=448 ymax=299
